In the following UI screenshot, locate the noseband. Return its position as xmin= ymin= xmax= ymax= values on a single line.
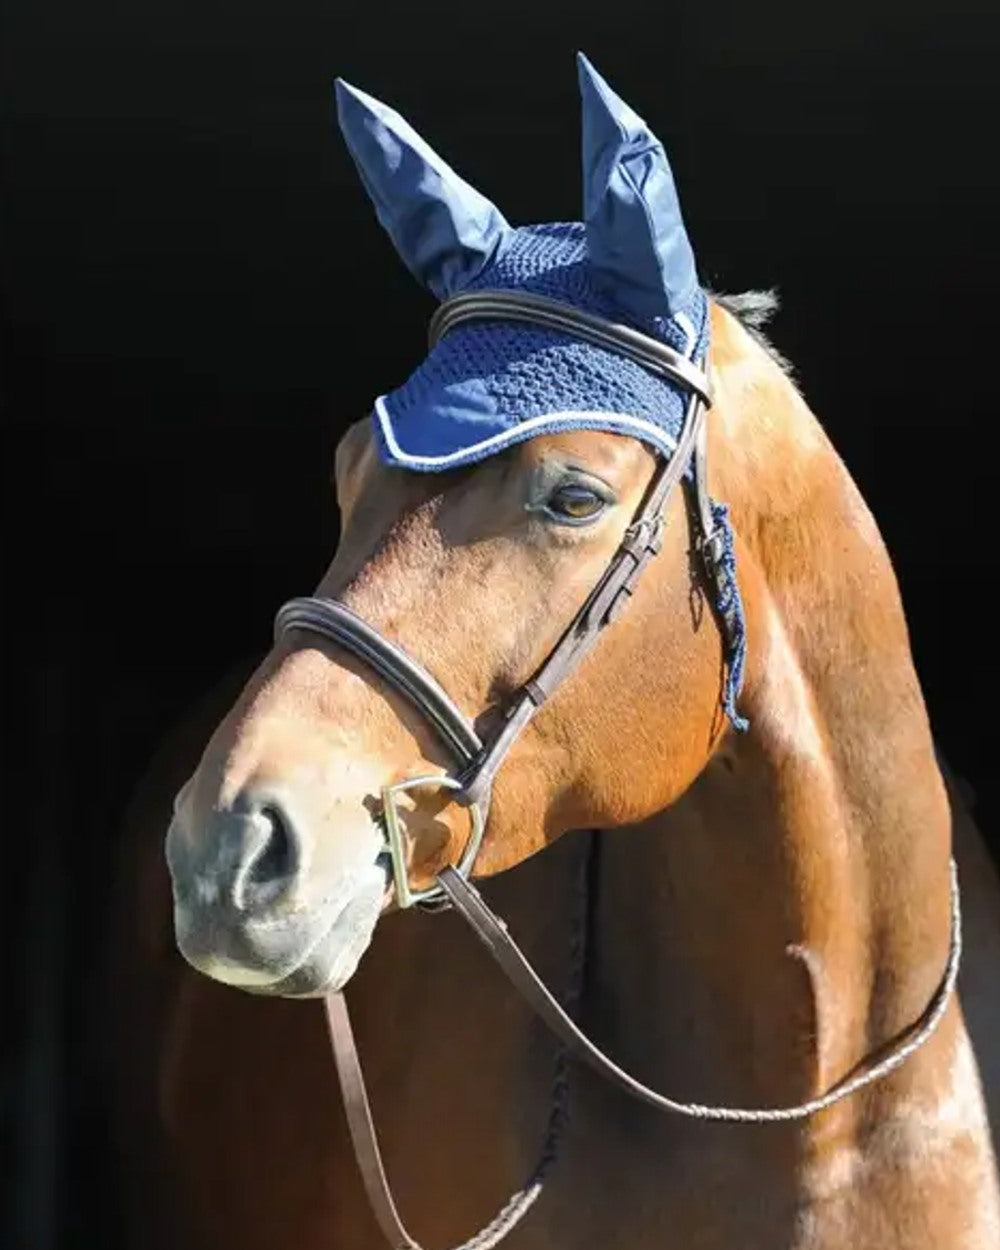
xmin=275 ymin=289 xmax=724 ymax=907
xmin=271 ymin=291 xmax=962 ymax=1250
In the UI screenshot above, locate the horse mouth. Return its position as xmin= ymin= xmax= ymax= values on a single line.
xmin=254 ymin=882 xmax=387 ymax=998
xmin=174 ymin=861 xmax=389 ymax=998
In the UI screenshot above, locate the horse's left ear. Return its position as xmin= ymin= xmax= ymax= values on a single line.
xmin=577 ymin=53 xmax=699 ymax=321
xmin=335 ymin=78 xmax=511 ymax=300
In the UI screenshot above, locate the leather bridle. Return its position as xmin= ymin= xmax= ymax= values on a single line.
xmin=271 ymin=290 xmax=962 ymax=1250
xmin=275 ymin=289 xmax=724 ymax=908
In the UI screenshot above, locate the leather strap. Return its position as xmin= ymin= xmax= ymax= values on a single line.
xmin=428 ymin=289 xmax=713 ymax=405
xmin=328 ymin=989 xmax=555 ymax=1250
xmin=436 ymin=863 xmax=961 ymax=1123
xmin=274 ymin=288 xmax=714 ymax=863
xmin=323 ymin=844 xmax=592 ymax=1250
xmin=325 ymin=992 xmax=418 ymax=1250
xmin=326 ymin=857 xmax=960 ymax=1248
xmin=274 ymin=598 xmax=482 ymax=769
xmin=274 ymin=393 xmax=710 ymax=830
xmin=308 ymin=285 xmax=961 ymax=1244
xmin=457 ymin=388 xmax=707 ymax=808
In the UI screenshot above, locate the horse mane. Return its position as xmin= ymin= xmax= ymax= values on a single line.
xmin=711 ymin=288 xmax=794 ymax=377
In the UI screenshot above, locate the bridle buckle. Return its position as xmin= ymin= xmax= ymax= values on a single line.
xmin=379 ymin=773 xmax=486 ymax=911
xmin=623 ymin=511 xmax=666 ymax=558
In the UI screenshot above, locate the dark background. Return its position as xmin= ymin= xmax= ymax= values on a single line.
xmin=3 ymin=0 xmax=997 ymax=1246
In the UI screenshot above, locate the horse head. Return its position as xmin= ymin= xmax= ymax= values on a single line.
xmin=144 ymin=53 xmax=1000 ymax=1250
xmin=165 ymin=55 xmax=746 ymax=995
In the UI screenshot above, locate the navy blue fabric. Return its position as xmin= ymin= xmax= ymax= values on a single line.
xmin=578 ymin=52 xmax=699 ymax=321
xmin=335 ymin=59 xmax=748 ymax=730
xmin=374 ymin=222 xmax=709 ymax=471
xmin=336 ymin=79 xmax=511 ymax=300
xmin=334 ymin=60 xmax=708 ymax=472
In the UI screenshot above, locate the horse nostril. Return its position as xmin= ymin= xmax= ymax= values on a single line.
xmin=249 ymin=805 xmax=292 ymax=877
xmin=233 ymin=803 xmax=298 ymax=911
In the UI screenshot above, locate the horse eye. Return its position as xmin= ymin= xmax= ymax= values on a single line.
xmin=544 ymin=483 xmax=608 ymax=525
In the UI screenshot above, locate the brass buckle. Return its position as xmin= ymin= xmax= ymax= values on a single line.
xmin=379 ymin=774 xmax=486 ymax=910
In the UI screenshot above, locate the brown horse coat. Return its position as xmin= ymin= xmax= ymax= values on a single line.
xmin=109 ymin=302 xmax=1000 ymax=1248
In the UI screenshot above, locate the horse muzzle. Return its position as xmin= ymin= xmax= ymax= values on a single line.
xmin=165 ymin=783 xmax=388 ymax=995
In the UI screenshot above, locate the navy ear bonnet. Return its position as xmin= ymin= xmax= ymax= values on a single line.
xmin=335 ymin=54 xmax=710 ymax=472
xmin=334 ymin=54 xmax=749 ymax=730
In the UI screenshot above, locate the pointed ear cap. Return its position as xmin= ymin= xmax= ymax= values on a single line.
xmin=335 ymin=78 xmax=510 ymax=300
xmin=577 ymin=52 xmax=699 ymax=320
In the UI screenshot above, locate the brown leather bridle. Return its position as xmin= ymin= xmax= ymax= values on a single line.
xmin=275 ymin=289 xmax=724 ymax=908
xmin=272 ymin=290 xmax=962 ymax=1250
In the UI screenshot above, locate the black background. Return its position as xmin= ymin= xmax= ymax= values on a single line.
xmin=3 ymin=1 xmax=997 ymax=1246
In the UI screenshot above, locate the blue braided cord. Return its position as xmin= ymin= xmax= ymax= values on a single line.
xmin=709 ymin=501 xmax=749 ymax=732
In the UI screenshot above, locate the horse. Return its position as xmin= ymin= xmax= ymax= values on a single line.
xmin=108 ymin=54 xmax=1000 ymax=1249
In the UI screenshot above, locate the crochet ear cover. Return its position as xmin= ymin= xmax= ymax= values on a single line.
xmin=335 ymin=78 xmax=511 ymax=300
xmin=577 ymin=52 xmax=699 ymax=321
xmin=335 ymin=53 xmax=698 ymax=319
xmin=334 ymin=56 xmax=747 ymax=730
xmin=335 ymin=55 xmax=709 ymax=473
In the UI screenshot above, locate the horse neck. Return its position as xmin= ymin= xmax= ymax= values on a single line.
xmin=589 ymin=304 xmax=958 ymax=1135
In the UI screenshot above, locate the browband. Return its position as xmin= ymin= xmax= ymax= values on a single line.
xmin=429 ymin=288 xmax=713 ymax=406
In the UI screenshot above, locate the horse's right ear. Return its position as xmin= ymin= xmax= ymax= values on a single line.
xmin=577 ymin=53 xmax=700 ymax=322
xmin=335 ymin=79 xmax=511 ymax=301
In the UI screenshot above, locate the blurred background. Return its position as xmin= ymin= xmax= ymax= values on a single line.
xmin=3 ymin=0 xmax=997 ymax=1245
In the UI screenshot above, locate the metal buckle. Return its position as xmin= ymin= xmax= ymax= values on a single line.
xmin=622 ymin=512 xmax=665 ymax=558
xmin=698 ymin=527 xmax=726 ymax=586
xmin=379 ymin=774 xmax=486 ymax=911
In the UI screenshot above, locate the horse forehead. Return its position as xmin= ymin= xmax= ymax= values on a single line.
xmin=352 ymin=426 xmax=650 ymax=498
xmin=516 ymin=428 xmax=652 ymax=478
xmin=341 ymin=427 xmax=654 ymax=542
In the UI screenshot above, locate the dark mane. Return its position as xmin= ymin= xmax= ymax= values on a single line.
xmin=710 ymin=288 xmax=793 ymax=376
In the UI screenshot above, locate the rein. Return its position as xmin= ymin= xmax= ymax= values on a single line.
xmin=273 ymin=291 xmax=962 ymax=1250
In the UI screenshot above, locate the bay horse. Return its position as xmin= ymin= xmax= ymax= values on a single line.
xmin=109 ymin=55 xmax=1000 ymax=1249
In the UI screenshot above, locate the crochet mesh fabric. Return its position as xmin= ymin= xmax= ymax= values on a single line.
xmin=369 ymin=219 xmax=747 ymax=731
xmin=373 ymin=222 xmax=709 ymax=470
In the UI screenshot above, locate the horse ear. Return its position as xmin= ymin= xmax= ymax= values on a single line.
xmin=577 ymin=53 xmax=699 ymax=321
xmin=335 ymin=79 xmax=511 ymax=300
